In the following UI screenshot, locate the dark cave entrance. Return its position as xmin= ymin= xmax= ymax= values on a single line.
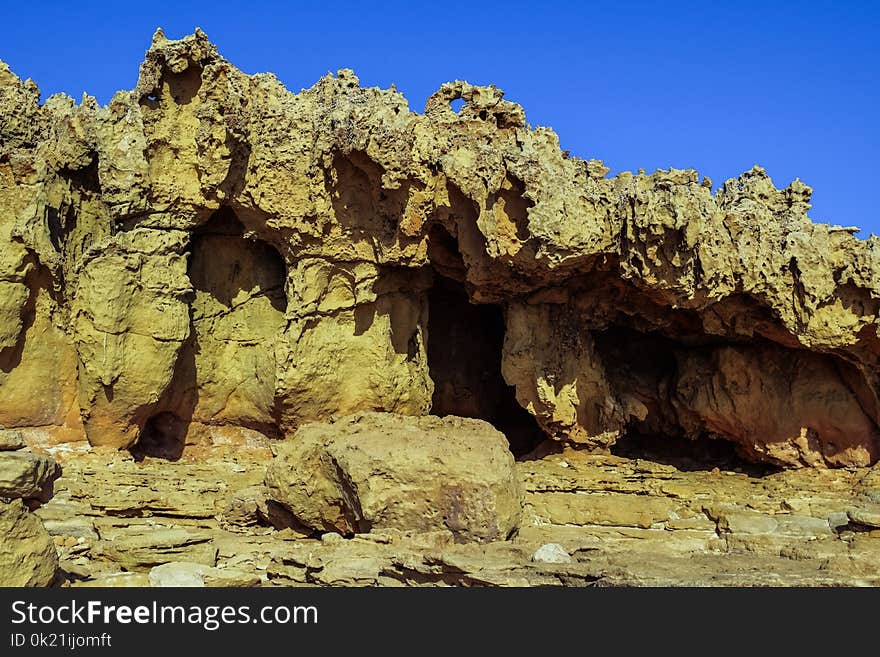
xmin=132 ymin=207 xmax=288 ymax=460
xmin=426 ymin=270 xmax=545 ymax=457
xmin=131 ymin=412 xmax=188 ymax=462
xmin=609 ymin=431 xmax=779 ymax=475
xmin=592 ymin=324 xmax=781 ymax=474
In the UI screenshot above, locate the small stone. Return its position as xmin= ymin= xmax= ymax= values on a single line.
xmin=40 ymin=517 xmax=98 ymax=540
xmin=0 ymin=429 xmax=24 ymax=451
xmin=716 ymin=511 xmax=778 ymax=535
xmin=150 ymin=562 xmax=260 ymax=587
xmin=774 ymin=515 xmax=834 ymax=537
xmin=532 ymin=543 xmax=573 ymax=564
xmin=149 ymin=562 xmax=207 ymax=587
xmin=149 ymin=562 xmax=260 ymax=587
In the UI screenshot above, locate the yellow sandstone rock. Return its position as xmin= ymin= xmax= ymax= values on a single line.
xmin=265 ymin=413 xmax=523 ymax=542
xmin=0 ymin=499 xmax=58 ymax=586
xmin=1 ymin=30 xmax=879 ymax=468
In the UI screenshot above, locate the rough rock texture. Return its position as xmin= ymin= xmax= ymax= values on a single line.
xmin=0 ymin=429 xmax=25 ymax=450
xmin=0 ymin=446 xmax=61 ymax=586
xmin=0 ymin=450 xmax=61 ymax=500
xmin=0 ymin=499 xmax=59 ymax=586
xmin=265 ymin=413 xmax=522 ymax=542
xmin=2 ymin=29 xmax=879 ymax=467
xmin=148 ymin=561 xmax=261 ymax=587
xmin=25 ymin=432 xmax=880 ymax=587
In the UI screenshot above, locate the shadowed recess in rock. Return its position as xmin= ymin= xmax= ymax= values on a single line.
xmin=131 ymin=208 xmax=288 ymax=459
xmin=610 ymin=431 xmax=780 ymax=476
xmin=427 ymin=273 xmax=544 ymax=456
xmin=591 ymin=322 xmax=880 ymax=469
xmin=130 ymin=411 xmax=187 ymax=461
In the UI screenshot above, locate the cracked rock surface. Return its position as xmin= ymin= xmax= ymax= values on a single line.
xmin=0 ymin=442 xmax=61 ymax=586
xmin=27 ymin=433 xmax=880 ymax=587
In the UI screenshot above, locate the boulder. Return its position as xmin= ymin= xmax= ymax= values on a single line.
xmin=266 ymin=413 xmax=523 ymax=543
xmin=0 ymin=451 xmax=62 ymax=501
xmin=0 ymin=499 xmax=59 ymax=586
xmin=848 ymin=505 xmax=880 ymax=528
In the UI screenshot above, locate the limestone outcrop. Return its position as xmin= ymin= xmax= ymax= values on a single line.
xmin=1 ymin=29 xmax=879 ymax=467
xmin=0 ymin=450 xmax=62 ymax=501
xmin=0 ymin=499 xmax=59 ymax=586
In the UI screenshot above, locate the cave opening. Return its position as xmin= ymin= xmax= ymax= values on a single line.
xmin=130 ymin=412 xmax=187 ymax=462
xmin=426 ymin=267 xmax=545 ymax=457
xmin=132 ymin=207 xmax=288 ymax=460
xmin=592 ymin=324 xmax=782 ymax=474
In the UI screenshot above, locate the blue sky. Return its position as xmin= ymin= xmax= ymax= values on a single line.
xmin=2 ymin=1 xmax=877 ymax=234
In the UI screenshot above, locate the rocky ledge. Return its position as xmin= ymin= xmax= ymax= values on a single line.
xmin=24 ymin=414 xmax=880 ymax=587
xmin=1 ymin=29 xmax=879 ymax=587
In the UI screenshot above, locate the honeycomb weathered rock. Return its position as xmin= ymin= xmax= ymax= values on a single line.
xmin=1 ymin=29 xmax=878 ymax=467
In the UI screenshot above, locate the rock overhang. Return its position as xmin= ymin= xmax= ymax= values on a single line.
xmin=0 ymin=29 xmax=878 ymax=468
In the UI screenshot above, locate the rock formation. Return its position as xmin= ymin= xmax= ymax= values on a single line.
xmin=1 ymin=26 xmax=879 ymax=479
xmin=265 ymin=413 xmax=522 ymax=542
xmin=0 ymin=430 xmax=61 ymax=586
xmin=30 ymin=435 xmax=880 ymax=587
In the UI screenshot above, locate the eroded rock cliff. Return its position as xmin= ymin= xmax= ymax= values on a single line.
xmin=2 ymin=29 xmax=879 ymax=468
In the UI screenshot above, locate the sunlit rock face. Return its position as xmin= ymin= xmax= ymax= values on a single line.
xmin=1 ymin=28 xmax=879 ymax=468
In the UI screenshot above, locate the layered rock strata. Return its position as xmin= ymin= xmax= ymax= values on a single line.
xmin=30 ymin=426 xmax=880 ymax=587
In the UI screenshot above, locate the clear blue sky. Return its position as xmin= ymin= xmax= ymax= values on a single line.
xmin=2 ymin=1 xmax=877 ymax=234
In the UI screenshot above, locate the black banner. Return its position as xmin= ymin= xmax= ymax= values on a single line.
xmin=0 ymin=587 xmax=876 ymax=652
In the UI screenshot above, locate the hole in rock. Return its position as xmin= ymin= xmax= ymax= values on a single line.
xmin=427 ymin=272 xmax=544 ymax=456
xmin=450 ymin=98 xmax=465 ymax=113
xmin=592 ymin=324 xmax=782 ymax=474
xmin=188 ymin=208 xmax=287 ymax=314
xmin=163 ymin=65 xmax=202 ymax=105
xmin=130 ymin=412 xmax=187 ymax=461
xmin=185 ymin=208 xmax=287 ymax=432
xmin=490 ymin=175 xmax=533 ymax=242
